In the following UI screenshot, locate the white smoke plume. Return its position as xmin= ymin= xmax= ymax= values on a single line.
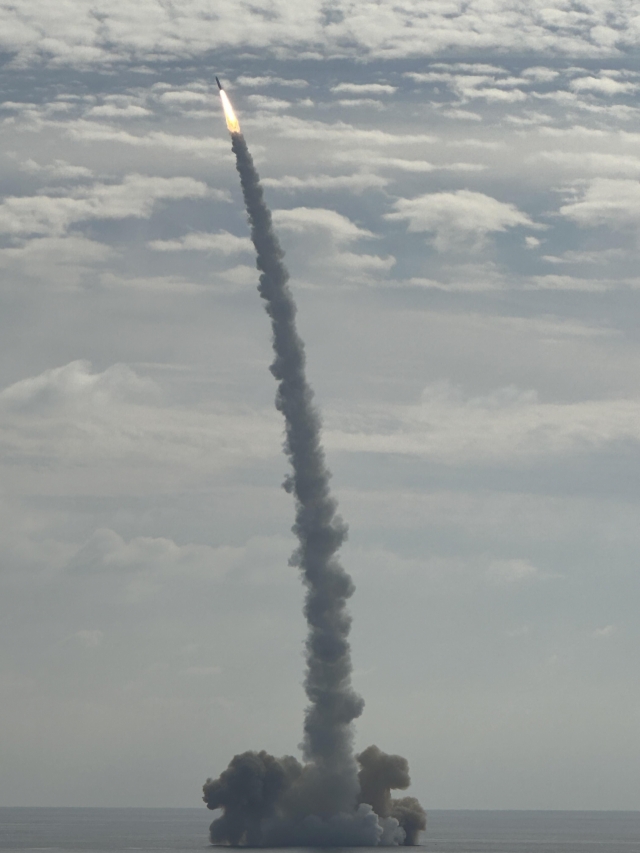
xmin=203 ymin=130 xmax=426 ymax=847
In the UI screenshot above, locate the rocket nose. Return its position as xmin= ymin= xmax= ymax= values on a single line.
xmin=216 ymin=76 xmax=222 ymax=90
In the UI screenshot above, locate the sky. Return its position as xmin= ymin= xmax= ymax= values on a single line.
xmin=2 ymin=0 xmax=640 ymax=813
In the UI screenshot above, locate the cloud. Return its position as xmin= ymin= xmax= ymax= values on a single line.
xmin=0 ymin=360 xmax=281 ymax=473
xmin=64 ymin=120 xmax=230 ymax=158
xmin=261 ymin=173 xmax=388 ymax=192
xmin=331 ymin=83 xmax=397 ymax=95
xmin=486 ymin=559 xmax=541 ymax=584
xmin=246 ymin=94 xmax=292 ymax=111
xmin=524 ymin=274 xmax=613 ymax=292
xmin=336 ymin=98 xmax=387 ymax=109
xmin=68 ymin=529 xmax=293 ymax=594
xmin=323 ymin=381 xmax=640 ymax=464
xmin=459 ymin=86 xmax=527 ymax=103
xmin=0 ymin=235 xmax=111 ymax=287
xmin=157 ymin=90 xmax=211 ymax=105
xmin=441 ymin=109 xmax=483 ymax=121
xmin=272 ymin=207 xmax=375 ymax=241
xmin=541 ymin=247 xmax=625 ymax=265
xmin=0 ymin=360 xmax=158 ymax=414
xmin=269 ymin=208 xmax=393 ymax=285
xmin=218 ymin=265 xmax=259 ymax=287
xmin=235 ymin=75 xmax=308 ymax=88
xmin=147 ymin=231 xmax=253 ymax=254
xmin=69 ymin=629 xmax=104 ymax=647
xmin=263 ymin=115 xmax=436 ymax=146
xmin=70 ymin=528 xmax=231 ymax=581
xmin=533 ymin=151 xmax=640 ymax=178
xmin=570 ymin=76 xmax=637 ymax=95
xmin=19 ymin=159 xmax=93 ymax=179
xmin=2 ymin=2 xmax=638 ymax=67
xmin=332 ymin=251 xmax=395 ymax=272
xmin=408 ymin=68 xmax=529 ymax=103
xmin=335 ymin=151 xmax=484 ymax=173
xmin=559 ymin=178 xmax=640 ymax=228
xmin=593 ymin=625 xmax=616 ymax=638
xmin=99 ymin=273 xmax=204 ymax=293
xmin=521 ymin=67 xmax=560 ymax=82
xmin=385 ymin=190 xmax=535 ymax=250
xmin=398 ymin=268 xmax=506 ymax=292
xmin=0 ymin=174 xmax=211 ymax=237
xmin=87 ymin=103 xmax=151 ymax=117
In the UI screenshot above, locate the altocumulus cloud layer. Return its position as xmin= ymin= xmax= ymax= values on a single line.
xmin=4 ymin=0 xmax=640 ymax=816
xmin=2 ymin=0 xmax=640 ymax=64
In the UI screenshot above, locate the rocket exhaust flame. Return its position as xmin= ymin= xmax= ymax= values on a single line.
xmin=219 ymin=88 xmax=240 ymax=134
xmin=203 ymin=89 xmax=426 ymax=848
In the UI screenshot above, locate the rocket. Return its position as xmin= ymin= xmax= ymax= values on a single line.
xmin=216 ymin=76 xmax=223 ymax=90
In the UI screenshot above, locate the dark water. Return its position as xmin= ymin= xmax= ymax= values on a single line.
xmin=1 ymin=809 xmax=640 ymax=853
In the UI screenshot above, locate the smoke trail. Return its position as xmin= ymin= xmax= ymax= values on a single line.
xmin=231 ymin=130 xmax=364 ymax=805
xmin=203 ymin=123 xmax=426 ymax=846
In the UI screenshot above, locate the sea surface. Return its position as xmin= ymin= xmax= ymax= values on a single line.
xmin=1 ymin=809 xmax=640 ymax=853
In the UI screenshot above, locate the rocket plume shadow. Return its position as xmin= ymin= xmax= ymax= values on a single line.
xmin=203 ymin=126 xmax=426 ymax=847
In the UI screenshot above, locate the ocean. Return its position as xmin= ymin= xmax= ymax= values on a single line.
xmin=1 ymin=809 xmax=639 ymax=853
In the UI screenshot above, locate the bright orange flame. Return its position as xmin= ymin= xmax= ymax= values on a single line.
xmin=219 ymin=89 xmax=240 ymax=134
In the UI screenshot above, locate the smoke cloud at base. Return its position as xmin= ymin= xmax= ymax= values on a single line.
xmin=203 ymin=747 xmax=426 ymax=847
xmin=203 ymin=128 xmax=426 ymax=846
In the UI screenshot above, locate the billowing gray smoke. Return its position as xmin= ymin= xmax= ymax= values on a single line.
xmin=357 ymin=746 xmax=427 ymax=846
xmin=203 ymin=129 xmax=426 ymax=846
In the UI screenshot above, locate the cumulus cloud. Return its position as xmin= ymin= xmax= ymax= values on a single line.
xmin=147 ymin=231 xmax=253 ymax=254
xmin=246 ymin=94 xmax=292 ymax=112
xmin=525 ymin=274 xmax=613 ymax=292
xmin=69 ymin=529 xmax=292 ymax=593
xmin=533 ymin=151 xmax=640 ymax=178
xmin=64 ymin=120 xmax=230 ymax=158
xmin=0 ymin=235 xmax=111 ymax=287
xmin=0 ymin=174 xmax=211 ymax=237
xmin=217 ymin=265 xmax=260 ymax=288
xmin=0 ymin=2 xmax=637 ymax=67
xmin=570 ymin=76 xmax=638 ymax=95
xmin=0 ymin=361 xmax=281 ymax=472
xmin=335 ymin=98 xmax=387 ymax=109
xmin=407 ymin=68 xmax=530 ymax=103
xmin=270 ymin=207 xmax=394 ymax=284
xmin=385 ymin=190 xmax=535 ymax=250
xmin=520 ymin=67 xmax=560 ymax=82
xmin=261 ymin=173 xmax=388 ymax=192
xmin=87 ymin=103 xmax=151 ymax=117
xmin=235 ymin=75 xmax=309 ymax=88
xmin=559 ymin=178 xmax=640 ymax=228
xmin=0 ymin=360 xmax=158 ymax=413
xmin=323 ymin=381 xmax=640 ymax=464
xmin=335 ymin=151 xmax=484 ymax=173
xmin=272 ymin=207 xmax=375 ymax=241
xmin=19 ymin=158 xmax=93 ymax=179
xmin=456 ymin=83 xmax=527 ymax=103
xmin=441 ymin=108 xmax=482 ymax=121
xmin=265 ymin=116 xmax=435 ymax=146
xmin=99 ymin=273 xmax=204 ymax=293
xmin=332 ymin=252 xmax=395 ymax=273
xmin=331 ymin=83 xmax=397 ymax=95
xmin=157 ymin=90 xmax=211 ymax=105
xmin=70 ymin=528 xmax=231 ymax=580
